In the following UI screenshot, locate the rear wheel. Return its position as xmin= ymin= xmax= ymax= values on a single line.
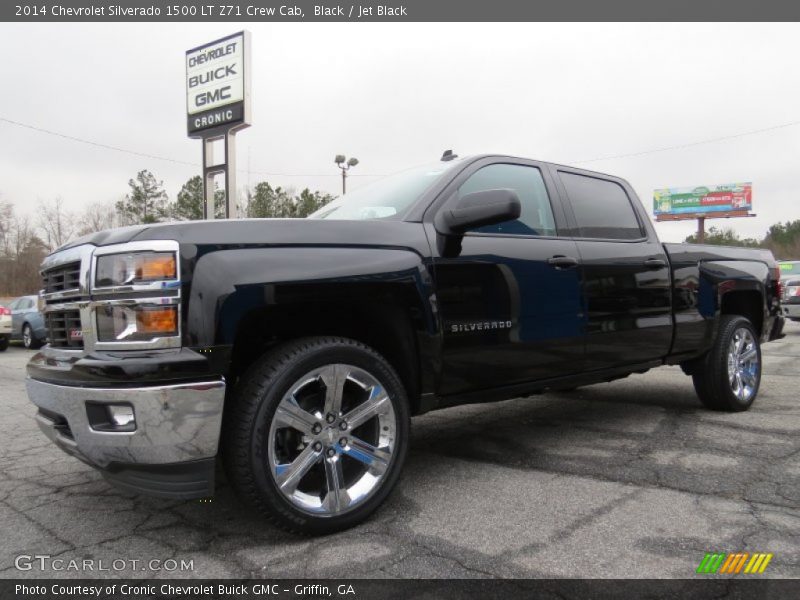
xmin=0 ymin=336 xmax=8 ymax=352
xmin=223 ymin=337 xmax=409 ymax=535
xmin=692 ymin=315 xmax=761 ymax=412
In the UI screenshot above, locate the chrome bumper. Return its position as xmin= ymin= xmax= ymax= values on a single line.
xmin=26 ymin=377 xmax=225 ymax=469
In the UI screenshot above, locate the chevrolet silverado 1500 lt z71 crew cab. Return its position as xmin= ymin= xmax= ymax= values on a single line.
xmin=26 ymin=155 xmax=784 ymax=534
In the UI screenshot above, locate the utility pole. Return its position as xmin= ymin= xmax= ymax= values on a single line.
xmin=335 ymin=155 xmax=359 ymax=195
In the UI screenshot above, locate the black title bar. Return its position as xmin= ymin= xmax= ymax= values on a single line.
xmin=4 ymin=579 xmax=800 ymax=600
xmin=4 ymin=0 xmax=800 ymax=22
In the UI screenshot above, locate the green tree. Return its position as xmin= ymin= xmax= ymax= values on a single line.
xmin=246 ymin=182 xmax=292 ymax=217
xmin=172 ymin=175 xmax=225 ymax=220
xmin=684 ymin=226 xmax=760 ymax=247
xmin=116 ymin=170 xmax=169 ymax=224
xmin=246 ymin=182 xmax=334 ymax=218
xmin=295 ymin=188 xmax=335 ymax=217
xmin=762 ymin=219 xmax=800 ymax=258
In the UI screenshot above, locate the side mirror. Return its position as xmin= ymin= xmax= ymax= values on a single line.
xmin=435 ymin=189 xmax=521 ymax=235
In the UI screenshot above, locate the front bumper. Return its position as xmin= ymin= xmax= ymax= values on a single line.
xmin=26 ymin=377 xmax=225 ymax=498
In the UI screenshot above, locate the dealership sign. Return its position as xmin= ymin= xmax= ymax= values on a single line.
xmin=186 ymin=31 xmax=251 ymax=137
xmin=653 ymin=183 xmax=752 ymax=217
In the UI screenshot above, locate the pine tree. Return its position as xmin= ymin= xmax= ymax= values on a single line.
xmin=116 ymin=170 xmax=170 ymax=224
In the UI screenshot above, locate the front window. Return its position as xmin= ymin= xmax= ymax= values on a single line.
xmin=310 ymin=160 xmax=462 ymax=220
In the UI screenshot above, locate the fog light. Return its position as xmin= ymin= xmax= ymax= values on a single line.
xmin=109 ymin=405 xmax=135 ymax=427
xmin=86 ymin=402 xmax=136 ymax=432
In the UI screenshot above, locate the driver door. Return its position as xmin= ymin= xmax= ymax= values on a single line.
xmin=429 ymin=159 xmax=586 ymax=396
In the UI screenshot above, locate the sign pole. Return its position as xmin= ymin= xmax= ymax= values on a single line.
xmin=225 ymin=130 xmax=238 ymax=218
xmin=697 ymin=216 xmax=705 ymax=244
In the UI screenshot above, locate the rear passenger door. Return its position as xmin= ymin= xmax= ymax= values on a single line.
xmin=551 ymin=167 xmax=673 ymax=370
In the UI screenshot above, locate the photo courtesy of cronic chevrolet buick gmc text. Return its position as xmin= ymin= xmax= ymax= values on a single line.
xmin=25 ymin=154 xmax=784 ymax=534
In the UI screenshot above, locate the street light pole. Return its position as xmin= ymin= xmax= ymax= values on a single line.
xmin=335 ymin=154 xmax=359 ymax=195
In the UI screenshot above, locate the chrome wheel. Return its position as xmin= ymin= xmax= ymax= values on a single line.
xmin=22 ymin=325 xmax=32 ymax=349
xmin=727 ymin=327 xmax=759 ymax=402
xmin=267 ymin=363 xmax=397 ymax=517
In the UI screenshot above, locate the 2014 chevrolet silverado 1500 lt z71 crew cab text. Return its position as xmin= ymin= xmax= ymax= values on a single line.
xmin=26 ymin=154 xmax=784 ymax=533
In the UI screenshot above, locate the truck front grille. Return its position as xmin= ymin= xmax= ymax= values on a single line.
xmin=46 ymin=310 xmax=83 ymax=348
xmin=42 ymin=262 xmax=81 ymax=295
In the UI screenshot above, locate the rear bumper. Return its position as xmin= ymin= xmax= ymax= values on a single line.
xmin=26 ymin=377 xmax=225 ymax=499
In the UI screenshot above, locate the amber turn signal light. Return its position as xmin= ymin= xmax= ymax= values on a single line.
xmin=136 ymin=254 xmax=177 ymax=281
xmin=135 ymin=307 xmax=178 ymax=335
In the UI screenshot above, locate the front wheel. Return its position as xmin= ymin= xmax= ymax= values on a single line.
xmin=692 ymin=315 xmax=761 ymax=412
xmin=22 ymin=324 xmax=42 ymax=350
xmin=223 ymin=337 xmax=409 ymax=535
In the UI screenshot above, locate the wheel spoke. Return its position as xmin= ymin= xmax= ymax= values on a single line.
xmin=343 ymin=436 xmax=391 ymax=475
xmin=275 ymin=443 xmax=320 ymax=494
xmin=343 ymin=384 xmax=390 ymax=429
xmin=740 ymin=347 xmax=757 ymax=363
xmin=274 ymin=396 xmax=318 ymax=434
xmin=323 ymin=456 xmax=350 ymax=513
xmin=321 ymin=365 xmax=348 ymax=416
xmin=735 ymin=372 xmax=745 ymax=399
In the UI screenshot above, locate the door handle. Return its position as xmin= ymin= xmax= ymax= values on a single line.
xmin=547 ymin=255 xmax=579 ymax=269
xmin=644 ymin=257 xmax=666 ymax=269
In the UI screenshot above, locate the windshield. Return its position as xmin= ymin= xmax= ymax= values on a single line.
xmin=779 ymin=262 xmax=800 ymax=276
xmin=309 ymin=160 xmax=461 ymax=220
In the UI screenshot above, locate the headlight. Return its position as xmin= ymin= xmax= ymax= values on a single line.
xmin=95 ymin=252 xmax=177 ymax=288
xmin=96 ymin=305 xmax=178 ymax=342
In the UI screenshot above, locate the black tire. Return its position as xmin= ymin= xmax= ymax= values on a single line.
xmin=692 ymin=315 xmax=762 ymax=412
xmin=22 ymin=324 xmax=42 ymax=350
xmin=223 ymin=336 xmax=410 ymax=535
xmin=0 ymin=336 xmax=8 ymax=351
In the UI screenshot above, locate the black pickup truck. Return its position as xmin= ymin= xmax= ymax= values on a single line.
xmin=26 ymin=154 xmax=783 ymax=533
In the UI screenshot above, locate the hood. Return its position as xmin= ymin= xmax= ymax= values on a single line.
xmin=53 ymin=218 xmax=428 ymax=255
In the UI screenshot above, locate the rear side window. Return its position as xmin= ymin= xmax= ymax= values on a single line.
xmin=459 ymin=164 xmax=557 ymax=236
xmin=560 ymin=172 xmax=644 ymax=240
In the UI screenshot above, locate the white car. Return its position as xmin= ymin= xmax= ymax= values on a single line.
xmin=0 ymin=303 xmax=11 ymax=351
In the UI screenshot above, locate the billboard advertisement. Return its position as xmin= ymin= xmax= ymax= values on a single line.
xmin=653 ymin=183 xmax=752 ymax=217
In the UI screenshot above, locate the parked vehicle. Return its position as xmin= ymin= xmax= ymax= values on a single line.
xmin=779 ymin=261 xmax=800 ymax=321
xmin=0 ymin=303 xmax=11 ymax=351
xmin=26 ymin=154 xmax=784 ymax=534
xmin=8 ymin=295 xmax=46 ymax=349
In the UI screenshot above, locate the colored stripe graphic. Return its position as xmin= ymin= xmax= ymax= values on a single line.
xmin=697 ymin=553 xmax=726 ymax=574
xmin=697 ymin=552 xmax=773 ymax=574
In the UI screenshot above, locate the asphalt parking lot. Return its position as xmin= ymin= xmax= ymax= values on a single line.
xmin=0 ymin=324 xmax=798 ymax=580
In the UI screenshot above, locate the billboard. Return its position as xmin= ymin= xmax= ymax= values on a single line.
xmin=653 ymin=183 xmax=752 ymax=217
xmin=186 ymin=31 xmax=251 ymax=137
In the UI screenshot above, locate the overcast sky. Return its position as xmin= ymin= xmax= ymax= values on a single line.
xmin=1 ymin=22 xmax=799 ymax=242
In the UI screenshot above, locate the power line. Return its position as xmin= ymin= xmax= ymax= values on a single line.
xmin=573 ymin=119 xmax=800 ymax=164
xmin=4 ymin=114 xmax=800 ymax=176
xmin=0 ymin=116 xmax=381 ymax=178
